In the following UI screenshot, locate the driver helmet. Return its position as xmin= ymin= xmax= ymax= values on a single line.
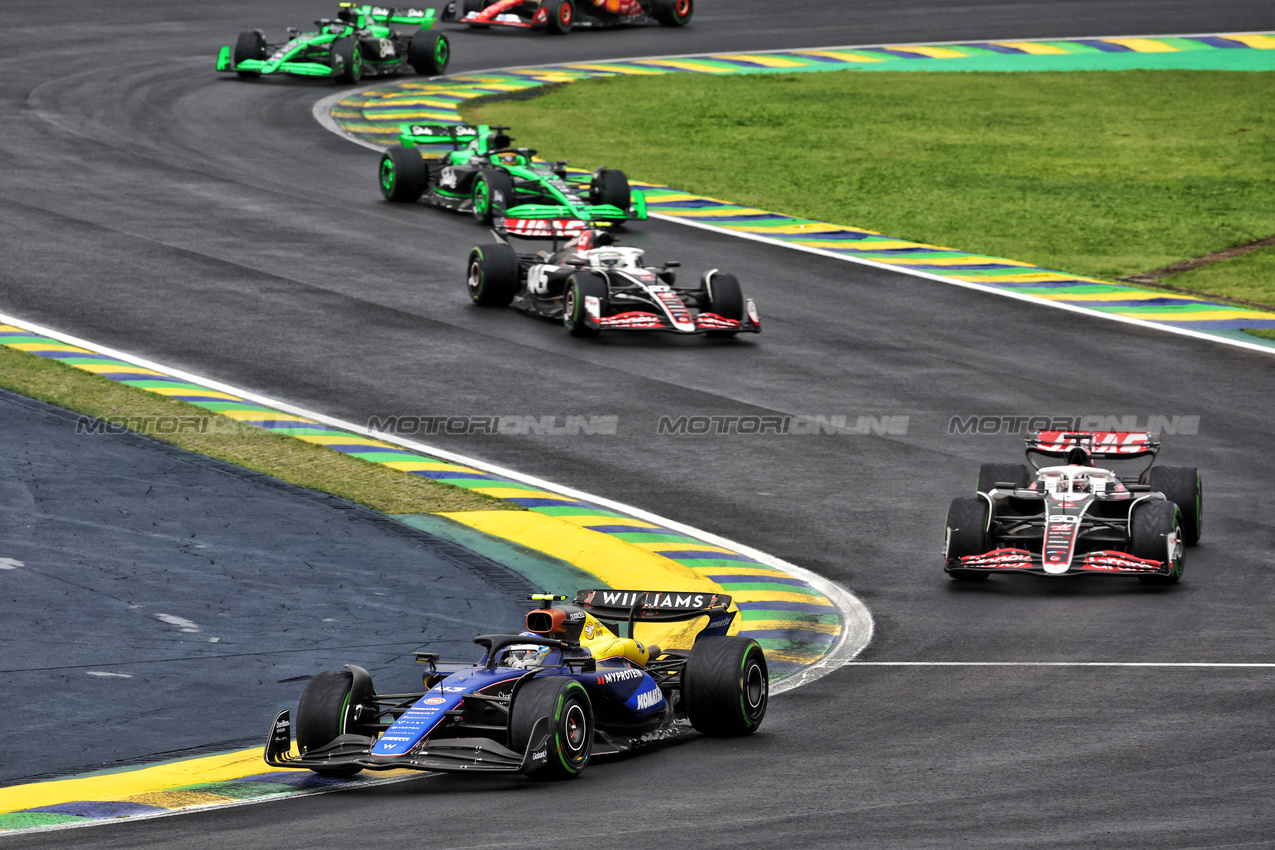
xmin=1065 ymin=446 xmax=1092 ymax=466
xmin=502 ymin=634 xmax=549 ymax=668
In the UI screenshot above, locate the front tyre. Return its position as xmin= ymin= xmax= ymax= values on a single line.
xmin=563 ymin=272 xmax=607 ymax=337
xmin=590 ymin=169 xmax=631 ymax=211
xmin=331 ymin=38 xmax=363 ymax=84
xmin=683 ymin=636 xmax=767 ymax=736
xmin=466 ymin=244 xmax=520 ymax=307
xmin=945 ymin=496 xmax=991 ymax=581
xmin=233 ymin=30 xmax=266 ymax=78
xmin=1146 ymin=466 xmax=1202 ymax=546
xmin=703 ymin=271 xmax=744 ymax=337
xmin=650 ymin=0 xmax=693 ymax=26
xmin=295 ymin=667 xmax=376 ymax=777
xmin=543 ymin=0 xmax=574 ymax=34
xmin=509 ymin=677 xmax=593 ymax=780
xmin=379 ymin=147 xmax=429 ymax=202
xmin=472 ymin=170 xmax=514 ymax=225
xmin=1132 ymin=500 xmax=1184 ymax=585
xmin=408 ymin=31 xmax=450 ymax=76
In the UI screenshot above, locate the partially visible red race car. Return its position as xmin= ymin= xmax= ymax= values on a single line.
xmin=440 ymin=0 xmax=691 ymax=34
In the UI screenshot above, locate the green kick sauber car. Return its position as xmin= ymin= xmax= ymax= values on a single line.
xmin=217 ymin=3 xmax=450 ymax=83
xmin=378 ymin=123 xmax=647 ymax=228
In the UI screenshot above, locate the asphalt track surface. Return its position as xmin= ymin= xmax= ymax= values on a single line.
xmin=2 ymin=0 xmax=1274 ymax=847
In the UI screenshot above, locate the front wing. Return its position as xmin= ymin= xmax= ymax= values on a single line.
xmin=947 ymin=547 xmax=1170 ymax=577
xmin=264 ymin=709 xmax=550 ymax=774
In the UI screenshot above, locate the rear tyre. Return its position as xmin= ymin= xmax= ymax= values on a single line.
xmin=408 ymin=31 xmax=450 ymax=76
xmin=472 ymin=170 xmax=514 ymax=224
xmin=296 ymin=668 xmax=376 ymax=777
xmin=977 ymin=462 xmax=1031 ymax=495
xmin=945 ymin=496 xmax=991 ymax=581
xmin=1132 ymin=500 xmax=1184 ymax=585
xmin=233 ymin=30 xmax=266 ymax=78
xmin=703 ymin=271 xmax=744 ymax=337
xmin=651 ymin=0 xmax=693 ymax=26
xmin=563 ymin=272 xmax=607 ymax=337
xmin=1146 ymin=466 xmax=1202 ymax=546
xmin=331 ymin=38 xmax=363 ymax=84
xmin=683 ymin=636 xmax=767 ymax=736
xmin=509 ymin=677 xmax=593 ymax=780
xmin=543 ymin=0 xmax=574 ymax=34
xmin=379 ymin=147 xmax=429 ymax=202
xmin=466 ymin=244 xmax=520 ymax=307
xmin=590 ymin=169 xmax=630 ymax=211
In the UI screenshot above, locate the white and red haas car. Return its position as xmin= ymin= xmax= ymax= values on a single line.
xmin=466 ymin=226 xmax=760 ymax=339
xmin=944 ymin=431 xmax=1202 ymax=584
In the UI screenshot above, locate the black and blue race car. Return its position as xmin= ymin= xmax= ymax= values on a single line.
xmin=264 ymin=589 xmax=767 ymax=779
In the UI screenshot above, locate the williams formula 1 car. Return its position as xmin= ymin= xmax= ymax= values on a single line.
xmin=265 ymin=590 xmax=767 ymax=779
xmin=379 ymin=123 xmax=646 ymax=226
xmin=441 ymin=0 xmax=692 ymax=35
xmin=944 ymin=431 xmax=1203 ymax=583
xmin=217 ymin=3 xmax=450 ymax=83
xmin=467 ymin=228 xmax=761 ymax=337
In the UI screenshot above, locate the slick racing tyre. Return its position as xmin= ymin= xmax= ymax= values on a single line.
xmin=466 ymin=244 xmax=520 ymax=307
xmin=509 ymin=677 xmax=593 ymax=780
xmin=563 ymin=272 xmax=607 ymax=337
xmin=1146 ymin=466 xmax=1202 ymax=546
xmin=945 ymin=496 xmax=991 ymax=581
xmin=683 ymin=636 xmax=768 ymax=736
xmin=543 ymin=0 xmax=574 ymax=34
xmin=651 ymin=0 xmax=693 ymax=26
xmin=379 ymin=147 xmax=429 ymax=203
xmin=233 ymin=30 xmax=266 ymax=78
xmin=471 ymin=170 xmax=514 ymax=224
xmin=1132 ymin=500 xmax=1184 ymax=585
xmin=977 ymin=462 xmax=1030 ymax=495
xmin=590 ymin=169 xmax=630 ymax=211
xmin=702 ymin=271 xmax=743 ymax=337
xmin=295 ymin=667 xmax=377 ymax=777
xmin=408 ymin=31 xmax=450 ymax=76
xmin=331 ymin=38 xmax=363 ymax=84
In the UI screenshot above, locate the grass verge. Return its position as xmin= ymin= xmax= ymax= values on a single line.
xmin=466 ymin=69 xmax=1275 ymax=307
xmin=0 ymin=345 xmax=515 ymax=514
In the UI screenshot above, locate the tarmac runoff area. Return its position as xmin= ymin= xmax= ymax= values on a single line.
xmin=0 ymin=317 xmax=870 ymax=832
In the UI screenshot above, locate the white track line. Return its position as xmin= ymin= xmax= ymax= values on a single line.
xmin=0 ymin=311 xmax=873 ymax=693
xmin=851 ymin=662 xmax=1275 ymax=668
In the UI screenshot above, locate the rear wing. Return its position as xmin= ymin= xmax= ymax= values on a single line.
xmin=574 ymin=589 xmax=735 ymax=639
xmin=347 ymin=4 xmax=440 ymax=27
xmin=1026 ymin=431 xmax=1160 ymax=463
xmin=398 ymin=122 xmax=484 ymax=149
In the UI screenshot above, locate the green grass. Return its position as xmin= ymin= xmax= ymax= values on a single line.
xmin=466 ymin=70 xmax=1275 ymax=305
xmin=0 ymin=346 xmax=515 ymax=514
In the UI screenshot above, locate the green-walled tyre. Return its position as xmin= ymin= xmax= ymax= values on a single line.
xmin=409 ymin=31 xmax=450 ymax=76
xmin=471 ymin=170 xmax=514 ymax=224
xmin=683 ymin=636 xmax=767 ymax=736
xmin=233 ymin=30 xmax=266 ymax=78
xmin=1146 ymin=466 xmax=1202 ymax=546
xmin=332 ymin=38 xmax=363 ymax=84
xmin=509 ymin=677 xmax=593 ymax=780
xmin=379 ymin=147 xmax=429 ymax=203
